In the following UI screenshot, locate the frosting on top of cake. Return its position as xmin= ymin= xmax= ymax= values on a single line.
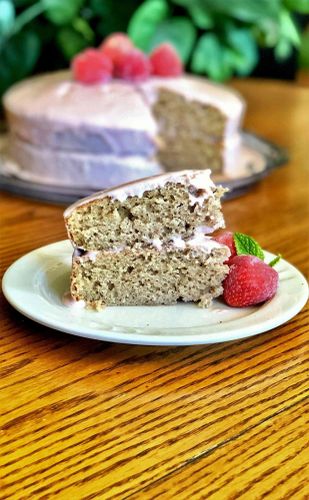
xmin=4 ymin=70 xmax=244 ymax=134
xmin=5 ymin=71 xmax=158 ymax=134
xmin=73 ymin=234 xmax=228 ymax=260
xmin=64 ymin=169 xmax=217 ymax=217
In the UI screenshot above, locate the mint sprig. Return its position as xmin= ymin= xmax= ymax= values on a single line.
xmin=269 ymin=254 xmax=282 ymax=267
xmin=233 ymin=232 xmax=282 ymax=267
xmin=233 ymin=232 xmax=265 ymax=260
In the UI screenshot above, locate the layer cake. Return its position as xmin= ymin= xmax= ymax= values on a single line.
xmin=4 ymin=71 xmax=245 ymax=188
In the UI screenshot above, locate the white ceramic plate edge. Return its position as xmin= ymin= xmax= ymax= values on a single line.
xmin=2 ymin=240 xmax=308 ymax=346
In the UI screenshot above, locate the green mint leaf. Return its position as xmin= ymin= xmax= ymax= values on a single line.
xmin=234 ymin=232 xmax=265 ymax=260
xmin=269 ymin=254 xmax=282 ymax=267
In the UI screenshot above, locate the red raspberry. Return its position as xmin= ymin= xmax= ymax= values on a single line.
xmin=100 ymin=33 xmax=134 ymax=65
xmin=213 ymin=231 xmax=236 ymax=264
xmin=100 ymin=33 xmax=133 ymax=53
xmin=72 ymin=49 xmax=113 ymax=84
xmin=223 ymin=255 xmax=279 ymax=307
xmin=150 ymin=43 xmax=183 ymax=77
xmin=114 ymin=48 xmax=151 ymax=82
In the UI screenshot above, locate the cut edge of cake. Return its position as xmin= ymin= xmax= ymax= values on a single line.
xmin=70 ymin=234 xmax=230 ymax=309
xmin=64 ymin=169 xmax=230 ymax=309
xmin=64 ymin=169 xmax=227 ymax=251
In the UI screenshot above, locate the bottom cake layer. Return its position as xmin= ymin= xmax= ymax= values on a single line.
xmin=71 ymin=242 xmax=229 ymax=308
xmin=8 ymin=135 xmax=162 ymax=188
xmin=8 ymin=132 xmax=240 ymax=189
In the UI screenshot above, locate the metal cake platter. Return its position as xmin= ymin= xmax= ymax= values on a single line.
xmin=0 ymin=131 xmax=288 ymax=205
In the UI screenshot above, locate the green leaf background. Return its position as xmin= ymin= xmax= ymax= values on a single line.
xmin=0 ymin=0 xmax=15 ymax=36
xmin=0 ymin=0 xmax=308 ymax=102
xmin=0 ymin=30 xmax=40 ymax=96
xmin=128 ymin=0 xmax=169 ymax=51
xmin=43 ymin=0 xmax=84 ymax=25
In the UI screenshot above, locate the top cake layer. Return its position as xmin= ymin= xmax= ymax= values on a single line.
xmin=64 ymin=169 xmax=217 ymax=216
xmin=64 ymin=170 xmax=226 ymax=251
xmin=5 ymin=71 xmax=157 ymax=133
xmin=4 ymin=70 xmax=245 ymax=153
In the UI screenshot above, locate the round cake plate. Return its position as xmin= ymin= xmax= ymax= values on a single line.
xmin=0 ymin=131 xmax=288 ymax=204
xmin=2 ymin=240 xmax=308 ymax=346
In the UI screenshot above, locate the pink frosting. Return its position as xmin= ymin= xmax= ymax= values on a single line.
xmin=4 ymin=70 xmax=245 ymax=137
xmin=73 ymin=234 xmax=229 ymax=261
xmin=4 ymin=71 xmax=157 ymax=134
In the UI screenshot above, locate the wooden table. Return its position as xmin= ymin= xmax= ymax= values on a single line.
xmin=0 ymin=79 xmax=308 ymax=500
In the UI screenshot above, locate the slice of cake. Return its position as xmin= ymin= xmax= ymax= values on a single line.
xmin=64 ymin=170 xmax=230 ymax=308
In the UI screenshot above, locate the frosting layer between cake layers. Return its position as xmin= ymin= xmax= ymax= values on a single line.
xmin=73 ymin=233 xmax=228 ymax=261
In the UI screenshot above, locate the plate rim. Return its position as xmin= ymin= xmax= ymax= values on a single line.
xmin=2 ymin=240 xmax=308 ymax=346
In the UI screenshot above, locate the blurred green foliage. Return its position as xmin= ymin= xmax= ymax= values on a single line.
xmin=0 ymin=0 xmax=308 ymax=99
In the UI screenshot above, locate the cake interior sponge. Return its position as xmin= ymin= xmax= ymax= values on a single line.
xmin=71 ymin=238 xmax=229 ymax=308
xmin=64 ymin=170 xmax=226 ymax=251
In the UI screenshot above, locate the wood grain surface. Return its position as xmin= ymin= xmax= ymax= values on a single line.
xmin=0 ymin=79 xmax=308 ymax=500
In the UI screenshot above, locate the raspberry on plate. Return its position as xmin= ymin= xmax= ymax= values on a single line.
xmin=114 ymin=48 xmax=151 ymax=82
xmin=150 ymin=43 xmax=183 ymax=77
xmin=100 ymin=33 xmax=134 ymax=65
xmin=213 ymin=231 xmax=236 ymax=264
xmin=72 ymin=49 xmax=113 ymax=84
xmin=223 ymin=255 xmax=279 ymax=307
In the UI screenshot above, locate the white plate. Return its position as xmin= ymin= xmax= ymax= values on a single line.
xmin=2 ymin=240 xmax=308 ymax=346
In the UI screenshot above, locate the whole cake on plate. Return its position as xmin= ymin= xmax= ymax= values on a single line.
xmin=64 ymin=169 xmax=230 ymax=308
xmin=3 ymin=35 xmax=245 ymax=189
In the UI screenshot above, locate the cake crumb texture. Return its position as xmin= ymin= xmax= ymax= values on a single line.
xmin=65 ymin=182 xmax=226 ymax=251
xmin=71 ymin=246 xmax=229 ymax=308
xmin=154 ymin=89 xmax=225 ymax=172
